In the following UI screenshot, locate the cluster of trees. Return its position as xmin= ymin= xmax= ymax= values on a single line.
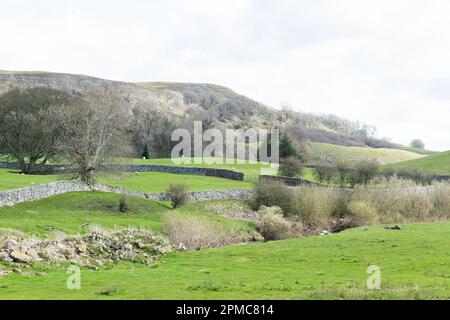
xmin=280 ymin=109 xmax=378 ymax=140
xmin=0 ymin=88 xmax=130 ymax=184
xmin=313 ymin=160 xmax=380 ymax=187
xmin=313 ymin=160 xmax=435 ymax=187
xmin=132 ymin=104 xmax=178 ymax=158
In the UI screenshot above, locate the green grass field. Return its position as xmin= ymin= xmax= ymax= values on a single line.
xmin=390 ymin=151 xmax=450 ymax=175
xmin=309 ymin=143 xmax=425 ymax=165
xmin=0 ymin=220 xmax=449 ymax=299
xmin=0 ymin=168 xmax=252 ymax=193
xmin=126 ymin=157 xmax=276 ymax=182
xmin=99 ymin=172 xmax=253 ymax=193
xmin=0 ymin=157 xmax=317 ymax=194
xmin=0 ymin=192 xmax=253 ymax=238
xmin=0 ymin=169 xmax=62 ymax=191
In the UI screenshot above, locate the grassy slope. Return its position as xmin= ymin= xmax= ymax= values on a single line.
xmin=0 ymin=169 xmax=62 ymax=191
xmin=0 ymin=192 xmax=253 ymax=238
xmin=309 ymin=143 xmax=425 ymax=165
xmin=389 ymin=151 xmax=450 ymax=175
xmin=99 ymin=172 xmax=253 ymax=193
xmin=0 ymin=222 xmax=449 ymax=299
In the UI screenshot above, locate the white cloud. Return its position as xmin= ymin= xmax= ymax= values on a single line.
xmin=0 ymin=0 xmax=449 ymax=150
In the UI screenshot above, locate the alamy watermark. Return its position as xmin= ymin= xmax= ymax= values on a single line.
xmin=367 ymin=265 xmax=381 ymax=290
xmin=66 ymin=265 xmax=81 ymax=290
xmin=170 ymin=121 xmax=280 ymax=174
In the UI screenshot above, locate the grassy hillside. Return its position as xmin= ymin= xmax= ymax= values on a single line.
xmin=100 ymin=172 xmax=252 ymax=192
xmin=307 ymin=143 xmax=426 ymax=165
xmin=390 ymin=151 xmax=450 ymax=175
xmin=0 ymin=192 xmax=252 ymax=237
xmin=0 ymin=221 xmax=449 ymax=299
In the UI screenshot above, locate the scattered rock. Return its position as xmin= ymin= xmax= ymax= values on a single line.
xmin=385 ymin=225 xmax=402 ymax=231
xmin=0 ymin=228 xmax=173 ymax=268
xmin=10 ymin=251 xmax=33 ymax=263
xmin=331 ymin=218 xmax=358 ymax=233
xmin=0 ymin=270 xmax=11 ymax=277
xmin=3 ymin=239 xmax=18 ymax=250
xmin=12 ymin=268 xmax=23 ymax=274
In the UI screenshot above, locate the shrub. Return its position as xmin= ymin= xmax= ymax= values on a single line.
xmin=118 ymin=193 xmax=129 ymax=213
xmin=433 ymin=184 xmax=450 ymax=219
xmin=382 ymin=167 xmax=396 ymax=180
xmin=278 ymin=156 xmax=303 ymax=177
xmin=290 ymin=186 xmax=335 ymax=229
xmin=167 ymin=183 xmax=189 ymax=208
xmin=253 ymin=180 xmax=293 ymax=215
xmin=398 ymin=168 xmax=434 ymax=186
xmin=163 ymin=214 xmax=250 ymax=250
xmin=354 ymin=160 xmax=380 ymax=186
xmin=255 ymin=206 xmax=292 ymax=241
xmin=313 ymin=166 xmax=335 ymax=185
xmin=348 ymin=200 xmax=379 ymax=226
xmin=332 ymin=189 xmax=352 ymax=218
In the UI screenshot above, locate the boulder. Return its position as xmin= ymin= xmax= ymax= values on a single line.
xmin=10 ymin=250 xmax=33 ymax=263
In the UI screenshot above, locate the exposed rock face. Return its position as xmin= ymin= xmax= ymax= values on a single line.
xmin=0 ymin=70 xmax=277 ymax=129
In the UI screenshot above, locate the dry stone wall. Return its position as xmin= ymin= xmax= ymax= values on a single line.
xmin=0 ymin=181 xmax=255 ymax=207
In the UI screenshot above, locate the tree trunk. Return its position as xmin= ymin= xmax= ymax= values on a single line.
xmin=18 ymin=158 xmax=30 ymax=174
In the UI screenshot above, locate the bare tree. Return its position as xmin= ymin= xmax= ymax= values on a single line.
xmin=0 ymin=87 xmax=71 ymax=173
xmin=58 ymin=93 xmax=131 ymax=184
xmin=132 ymin=105 xmax=177 ymax=158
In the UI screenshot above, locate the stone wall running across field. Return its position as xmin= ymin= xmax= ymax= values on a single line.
xmin=0 ymin=162 xmax=245 ymax=181
xmin=122 ymin=164 xmax=245 ymax=181
xmin=0 ymin=181 xmax=255 ymax=208
xmin=259 ymin=175 xmax=321 ymax=187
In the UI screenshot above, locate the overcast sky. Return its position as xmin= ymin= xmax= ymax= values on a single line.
xmin=1 ymin=0 xmax=449 ymax=151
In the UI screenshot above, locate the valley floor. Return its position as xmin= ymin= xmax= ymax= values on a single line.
xmin=1 ymin=220 xmax=449 ymax=299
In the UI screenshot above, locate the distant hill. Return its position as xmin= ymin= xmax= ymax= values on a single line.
xmin=0 ymin=70 xmax=431 ymax=160
xmin=0 ymin=70 xmax=280 ymax=130
xmin=306 ymin=142 xmax=426 ymax=166
xmin=390 ymin=151 xmax=450 ymax=175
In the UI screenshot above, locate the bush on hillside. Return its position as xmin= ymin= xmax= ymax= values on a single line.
xmin=118 ymin=193 xmax=129 ymax=213
xmin=167 ymin=183 xmax=189 ymax=208
xmin=397 ymin=168 xmax=434 ymax=186
xmin=348 ymin=160 xmax=380 ymax=186
xmin=255 ymin=206 xmax=292 ymax=241
xmin=348 ymin=200 xmax=379 ymax=226
xmin=313 ymin=166 xmax=336 ymax=185
xmin=290 ymin=186 xmax=335 ymax=229
xmin=253 ymin=180 xmax=293 ymax=215
xmin=278 ymin=156 xmax=303 ymax=177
